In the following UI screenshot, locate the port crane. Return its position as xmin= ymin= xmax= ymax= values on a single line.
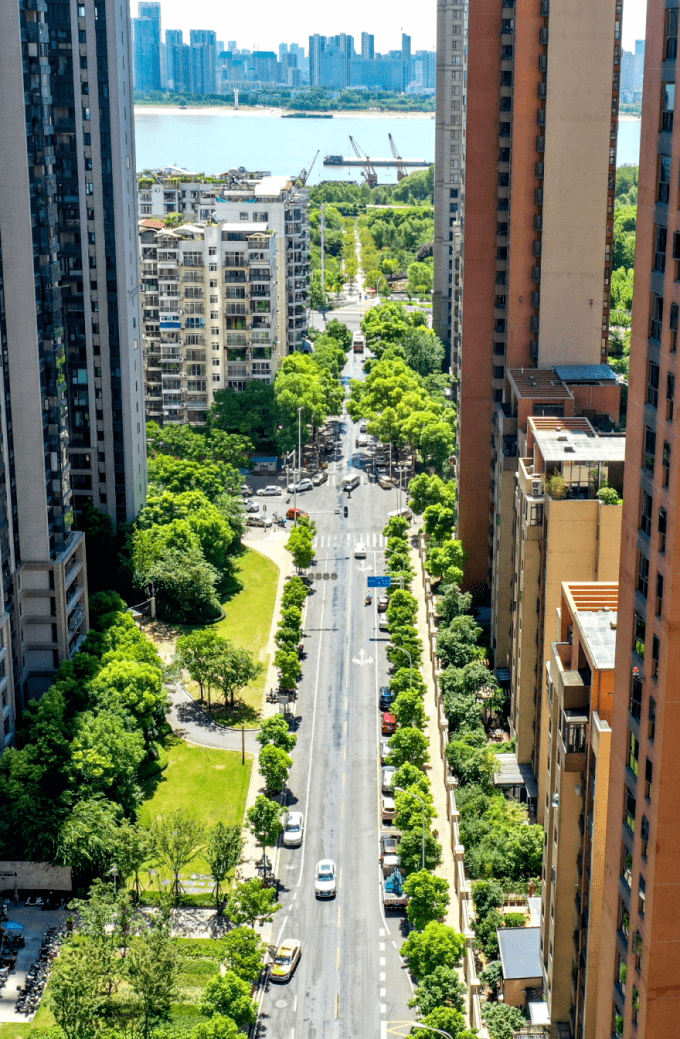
xmin=296 ymin=149 xmax=320 ymax=186
xmin=348 ymin=136 xmax=378 ymax=188
xmin=388 ymin=133 xmax=408 ymax=182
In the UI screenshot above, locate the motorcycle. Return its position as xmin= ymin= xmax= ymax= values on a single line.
xmin=365 ymin=593 xmax=372 ymax=606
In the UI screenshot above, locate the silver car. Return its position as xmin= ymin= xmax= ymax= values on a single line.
xmin=312 ymin=471 xmax=329 ymax=486
xmin=314 ymin=859 xmax=337 ymax=898
xmin=282 ymin=811 xmax=304 ymax=848
xmin=243 ymin=500 xmax=260 ymax=513
xmin=256 ymin=485 xmax=282 ymax=497
xmin=286 ymin=479 xmax=314 ymax=493
xmin=246 ymin=515 xmax=273 ymax=528
xmin=381 ymin=766 xmax=397 ymax=794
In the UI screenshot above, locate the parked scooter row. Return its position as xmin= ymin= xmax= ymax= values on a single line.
xmin=14 ymin=926 xmax=63 ymax=1015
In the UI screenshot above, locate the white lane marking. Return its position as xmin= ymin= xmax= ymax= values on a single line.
xmin=380 ymin=957 xmax=385 ymax=966
xmin=380 ymin=1004 xmax=387 ymax=1014
xmin=380 ymin=988 xmax=386 ymax=998
xmin=293 ymin=995 xmax=297 ymax=1013
xmin=392 ymin=940 xmax=397 ymax=948
xmin=380 ymin=929 xmax=385 ymax=937
xmin=380 ymin=972 xmax=386 ymax=981
xmin=293 ymin=892 xmax=297 ymax=900
xmin=380 ymin=942 xmax=385 ymax=951
xmin=381 ymin=1023 xmax=387 ymax=1039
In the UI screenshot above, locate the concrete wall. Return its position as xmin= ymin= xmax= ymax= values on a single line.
xmin=0 ymin=861 xmax=71 ymax=892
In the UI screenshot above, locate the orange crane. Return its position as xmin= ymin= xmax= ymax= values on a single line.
xmin=349 ymin=136 xmax=378 ymax=188
xmin=388 ymin=133 xmax=408 ymax=182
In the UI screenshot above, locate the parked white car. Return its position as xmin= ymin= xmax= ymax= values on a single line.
xmin=286 ymin=479 xmax=314 ymax=493
xmin=256 ymin=485 xmax=282 ymax=496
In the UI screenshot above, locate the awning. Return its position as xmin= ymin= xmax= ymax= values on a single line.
xmin=494 ymin=753 xmax=539 ymax=799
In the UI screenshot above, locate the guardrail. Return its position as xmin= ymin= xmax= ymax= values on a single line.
xmin=418 ymin=534 xmax=489 ymax=1038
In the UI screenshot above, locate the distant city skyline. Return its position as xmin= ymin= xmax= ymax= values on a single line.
xmin=134 ymin=1 xmax=436 ymax=53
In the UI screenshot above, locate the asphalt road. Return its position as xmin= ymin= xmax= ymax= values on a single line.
xmin=256 ymin=349 xmax=416 ymax=1039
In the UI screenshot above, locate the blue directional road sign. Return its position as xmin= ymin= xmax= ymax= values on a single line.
xmin=368 ymin=575 xmax=392 ymax=588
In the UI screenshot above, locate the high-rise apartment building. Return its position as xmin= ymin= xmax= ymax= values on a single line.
xmin=166 ymin=29 xmax=190 ymax=92
xmin=432 ymin=0 xmax=466 ymax=366
xmin=361 ymin=32 xmax=375 ymax=60
xmin=140 ymin=221 xmax=279 ymax=423
xmin=0 ymin=0 xmax=147 ymax=729
xmin=436 ymin=0 xmax=622 ymax=600
xmin=414 ymin=50 xmax=437 ymax=90
xmin=190 ymin=30 xmax=217 ymax=95
xmin=132 ymin=2 xmax=161 ymax=92
xmin=595 ymin=5 xmax=680 ymax=1037
xmin=308 ymin=34 xmax=325 ymax=86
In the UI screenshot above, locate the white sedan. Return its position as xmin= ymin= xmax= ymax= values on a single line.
xmin=314 ymin=860 xmax=337 ymax=898
xmin=282 ymin=811 xmax=304 ymax=848
xmin=256 ymin=485 xmax=282 ymax=497
xmin=286 ymin=479 xmax=314 ymax=493
xmin=354 ymin=543 xmax=367 ymax=558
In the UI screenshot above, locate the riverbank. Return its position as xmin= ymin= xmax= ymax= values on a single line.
xmin=134 ymin=104 xmax=435 ymax=119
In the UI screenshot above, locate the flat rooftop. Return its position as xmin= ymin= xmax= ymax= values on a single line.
xmin=507 ymin=368 xmax=574 ymax=400
xmin=576 ymin=610 xmax=618 ymax=670
xmin=497 ymin=926 xmax=542 ymax=980
xmin=554 ymin=364 xmax=617 ymax=383
xmin=532 ymin=425 xmax=626 ymax=464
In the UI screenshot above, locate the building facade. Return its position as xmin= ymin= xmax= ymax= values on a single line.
xmin=438 ymin=0 xmax=622 ymax=600
xmin=137 ymin=171 xmax=310 ymax=360
xmin=165 ymin=29 xmax=189 ymax=92
xmin=432 ymin=0 xmax=466 ymax=369
xmin=190 ymin=30 xmax=217 ymax=95
xmin=140 ymin=221 xmax=279 ymax=424
xmin=595 ymin=3 xmax=680 ymax=1035
xmin=541 ymin=582 xmax=617 ymax=1038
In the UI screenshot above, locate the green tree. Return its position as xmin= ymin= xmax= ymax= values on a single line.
xmin=221 ymin=927 xmax=266 ymax=983
xmin=70 ymin=710 xmax=145 ymax=812
xmin=192 ymin=1016 xmax=241 ymax=1039
xmin=482 ymin=1002 xmax=528 ymax=1039
xmin=286 ymin=525 xmax=315 ymax=569
xmin=400 ymin=327 xmax=445 ymax=377
xmin=175 ymin=628 xmax=224 ymax=707
xmin=480 ymin=959 xmax=503 ymax=997
xmin=446 ymin=739 xmax=498 ymax=789
xmin=211 ymin=643 xmax=263 ymax=707
xmin=151 ymin=809 xmax=206 ymax=901
xmin=436 ymin=584 xmax=473 ymax=626
xmin=112 ymin=819 xmax=155 ymax=900
xmin=48 ymin=940 xmax=103 ymax=1039
xmin=436 ymin=615 xmax=484 ymax=669
xmin=227 ymin=877 xmax=281 ymax=929
xmin=387 ymin=727 xmax=430 ymax=770
xmin=424 ymin=503 xmax=457 ymax=543
xmin=426 ymin=540 xmax=467 ymax=586
xmin=409 ymin=964 xmax=466 ymax=1017
xmin=281 ymin=575 xmax=309 ymax=609
xmin=200 ymin=971 xmax=258 ymax=1026
xmin=125 ymin=912 xmax=180 ymax=1038
xmin=246 ymin=794 xmax=284 ymax=856
xmin=423 ymin=1007 xmax=474 ymax=1038
xmin=398 ymin=827 xmax=442 ymax=874
xmin=57 ymin=796 xmax=123 ymax=878
xmin=132 ymin=542 xmax=221 ymax=622
xmin=258 ymin=744 xmax=293 ymax=793
xmin=394 ymin=789 xmax=435 ymax=833
xmin=89 ymin=658 xmax=167 ymax=730
xmin=401 ymin=921 xmax=466 ymax=980
xmin=209 ymin=381 xmax=280 ymax=444
xmin=256 ymin=715 xmax=297 ymax=753
xmin=274 ymin=648 xmax=302 ymax=689
xmin=403 ymin=870 xmax=450 ymax=930
xmin=206 ymin=823 xmax=244 ymax=910
xmin=408 ymin=473 xmax=457 ymax=515
xmin=472 ymin=879 xmax=505 ymax=921
xmin=391 ymin=687 xmax=427 ymax=730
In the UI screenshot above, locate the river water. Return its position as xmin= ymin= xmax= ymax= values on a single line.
xmin=133 ymin=108 xmax=641 ymax=184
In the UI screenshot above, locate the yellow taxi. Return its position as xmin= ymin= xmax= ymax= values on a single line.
xmin=270 ymin=939 xmax=301 ymax=982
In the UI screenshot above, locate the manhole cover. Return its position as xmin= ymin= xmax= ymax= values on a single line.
xmin=331 ymin=572 xmax=338 ymax=580
xmin=275 ymin=999 xmax=288 ymax=1009
xmin=323 ymin=573 xmax=330 ymax=580
xmin=315 ymin=572 xmax=323 ymax=580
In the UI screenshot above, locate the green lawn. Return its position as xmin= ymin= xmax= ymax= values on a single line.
xmin=186 ymin=546 xmax=280 ymax=726
xmin=139 ymin=734 xmax=252 ymax=894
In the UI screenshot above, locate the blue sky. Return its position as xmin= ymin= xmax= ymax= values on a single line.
xmin=143 ymin=0 xmax=646 ymax=59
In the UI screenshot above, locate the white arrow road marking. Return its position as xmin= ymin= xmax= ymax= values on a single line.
xmin=355 ymin=562 xmax=374 ymax=572
xmin=352 ymin=648 xmax=374 ymax=667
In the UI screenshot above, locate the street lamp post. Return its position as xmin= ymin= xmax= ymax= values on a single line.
xmin=411 ymin=1026 xmax=453 ymax=1039
xmin=390 ymin=644 xmax=412 ymax=697
xmin=395 ymin=785 xmax=426 ymax=870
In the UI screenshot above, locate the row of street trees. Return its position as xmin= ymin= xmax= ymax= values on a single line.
xmin=273 ymin=574 xmax=309 ymax=691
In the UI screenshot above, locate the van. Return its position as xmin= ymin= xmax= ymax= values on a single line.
xmin=382 ymin=796 xmax=397 ymax=824
xmin=341 ymin=475 xmax=360 ymax=492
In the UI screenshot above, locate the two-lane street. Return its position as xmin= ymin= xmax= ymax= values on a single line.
xmin=257 ymin=349 xmax=416 ymax=1038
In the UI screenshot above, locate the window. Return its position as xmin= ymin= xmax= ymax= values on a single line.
xmin=666 ymin=7 xmax=678 ymax=59
xmin=644 ymin=426 xmax=656 ymax=473
xmin=644 ymin=758 xmax=653 ymax=800
xmin=622 ymin=846 xmax=633 ymax=887
xmin=658 ymin=506 xmax=667 ymax=552
xmin=640 ymin=815 xmax=649 ymax=858
xmin=625 ymin=789 xmax=637 ymax=833
xmin=671 ymin=303 xmax=679 ymax=351
xmin=656 ymin=572 xmax=664 ymax=616
xmin=649 ymin=696 xmax=657 ymax=741
xmin=632 ymin=931 xmax=643 ymax=972
xmin=667 ymin=372 xmax=675 ymax=420
xmin=633 ymin=612 xmax=646 ymax=661
xmin=650 ymin=293 xmax=664 ymax=341
xmin=651 ymin=637 xmax=660 ymax=682
xmin=663 ymin=440 xmax=671 ymax=487
xmin=647 ymin=360 xmax=660 ymax=407
xmin=638 ymin=874 xmax=646 ymax=916
xmin=637 ymin=552 xmax=649 ymax=598
xmin=661 ymin=83 xmax=675 ymax=133
xmin=617 ymin=953 xmax=627 ymax=995
xmin=619 ymin=900 xmax=630 ymax=941
xmin=640 ymin=490 xmax=653 ymax=536
xmin=654 ymin=225 xmax=667 ymax=272
xmin=628 ymin=730 xmax=640 ymax=776
xmin=659 ymin=154 xmax=672 ymax=204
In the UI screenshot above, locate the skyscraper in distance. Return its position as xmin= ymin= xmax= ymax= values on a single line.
xmin=190 ymin=30 xmax=217 ymax=94
xmin=166 ymin=29 xmax=190 ymax=92
xmin=308 ymin=34 xmax=326 ymax=86
xmin=361 ymin=32 xmax=375 ymax=60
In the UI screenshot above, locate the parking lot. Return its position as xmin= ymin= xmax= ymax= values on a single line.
xmin=0 ymin=905 xmax=68 ymax=1023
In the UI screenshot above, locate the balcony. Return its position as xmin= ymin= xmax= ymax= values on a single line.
xmin=559 ymin=708 xmax=588 ymax=772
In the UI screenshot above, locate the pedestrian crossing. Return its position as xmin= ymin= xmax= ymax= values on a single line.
xmin=314 ymin=532 xmax=386 ymax=549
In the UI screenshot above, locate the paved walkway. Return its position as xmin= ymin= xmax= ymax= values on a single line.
xmin=410 ymin=541 xmax=468 ymax=1020
xmin=166 ymin=681 xmax=261 ymax=753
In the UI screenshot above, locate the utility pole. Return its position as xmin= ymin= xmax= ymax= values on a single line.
xmin=320 ymin=203 xmax=326 ymax=309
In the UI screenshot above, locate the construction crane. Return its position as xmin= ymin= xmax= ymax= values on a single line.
xmin=349 ymin=136 xmax=378 ymax=188
xmin=296 ymin=149 xmax=319 ymax=187
xmin=388 ymin=133 xmax=408 ymax=182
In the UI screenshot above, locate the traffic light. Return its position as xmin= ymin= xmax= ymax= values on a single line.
xmin=343 ymin=506 xmax=348 ymax=518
